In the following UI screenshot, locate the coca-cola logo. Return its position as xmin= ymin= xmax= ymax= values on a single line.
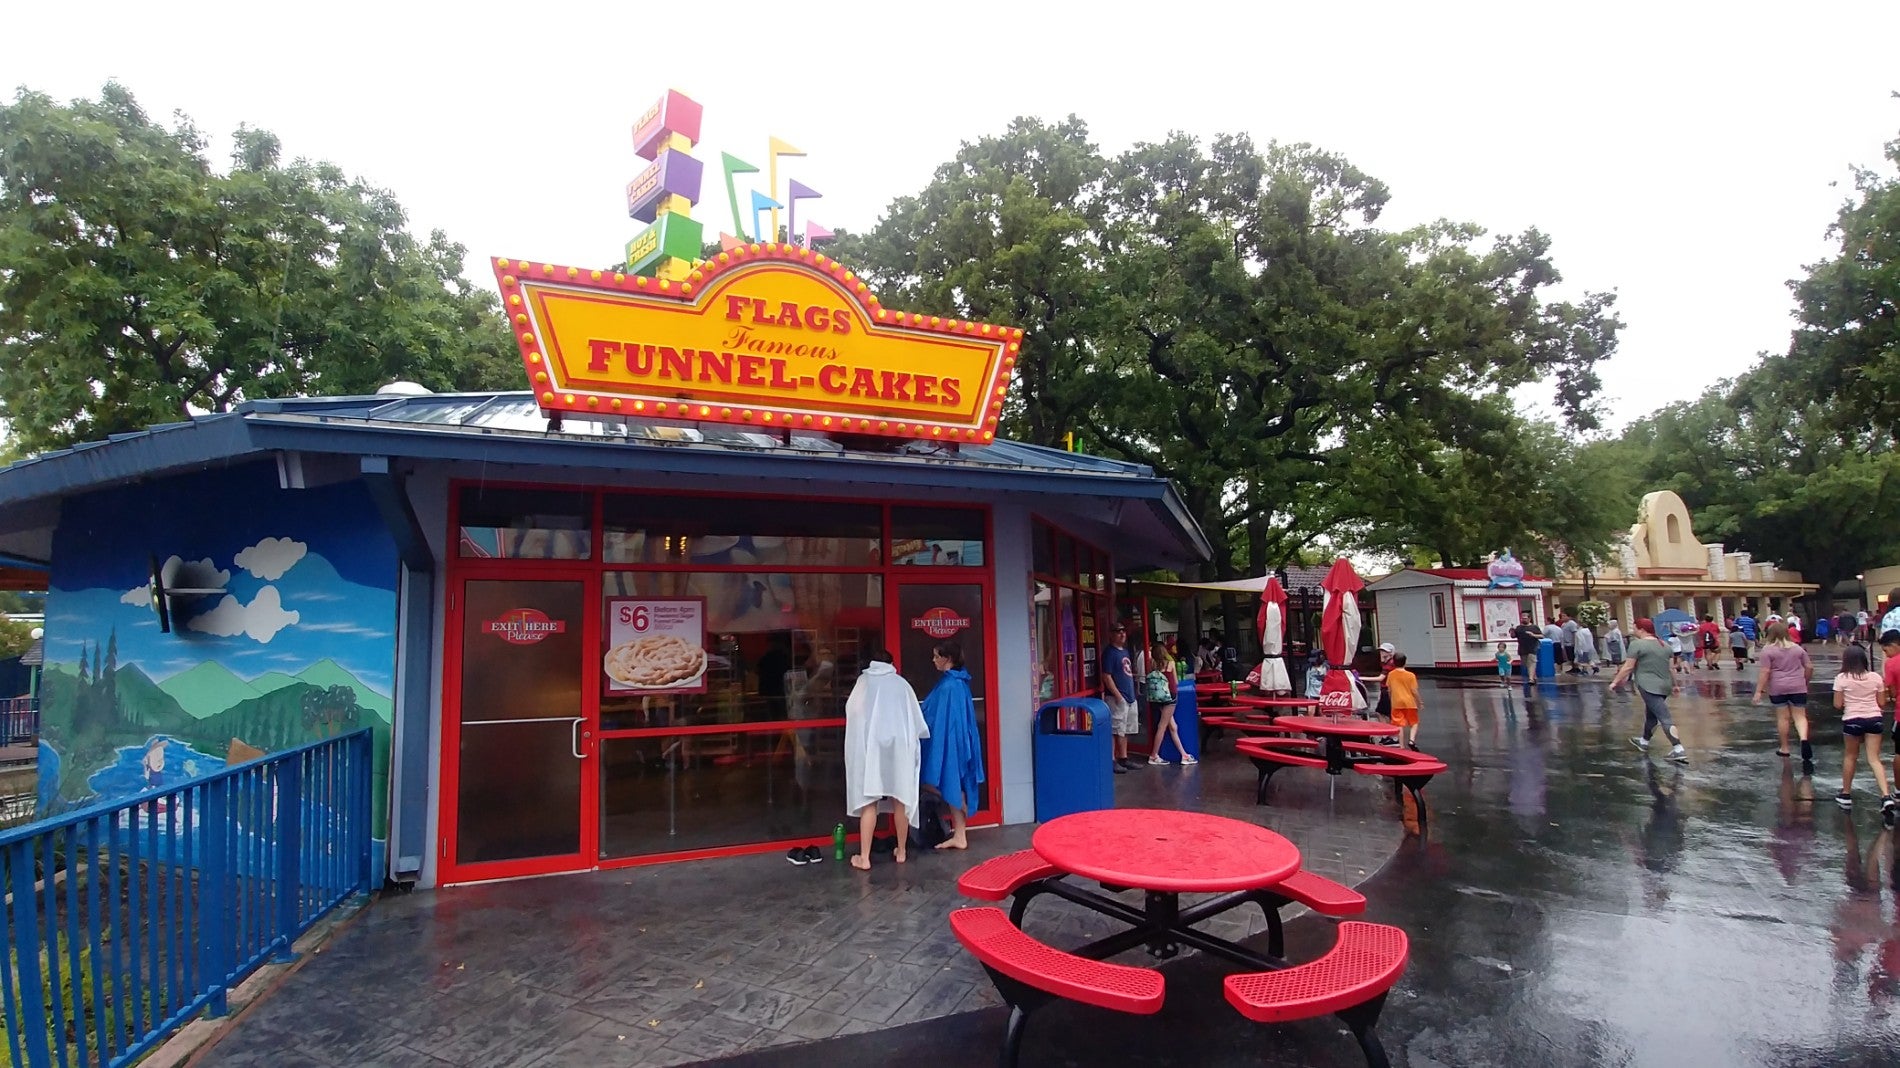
xmin=909 ymin=607 xmax=971 ymax=640
xmin=1317 ymin=668 xmax=1355 ymax=713
xmin=485 ymin=608 xmax=567 ymax=645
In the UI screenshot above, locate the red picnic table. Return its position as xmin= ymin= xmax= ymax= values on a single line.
xmin=949 ymin=809 xmax=1410 ymax=1066
xmin=1201 ymin=695 xmax=1319 ymax=714
xmin=1029 ymin=808 xmax=1301 ymax=963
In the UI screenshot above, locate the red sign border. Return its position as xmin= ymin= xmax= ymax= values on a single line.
xmin=492 ymin=245 xmax=1023 ymax=442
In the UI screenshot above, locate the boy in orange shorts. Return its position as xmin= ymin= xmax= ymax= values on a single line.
xmin=1386 ymin=653 xmax=1422 ymax=751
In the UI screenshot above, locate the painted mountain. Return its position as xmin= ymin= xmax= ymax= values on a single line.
xmin=36 ymin=462 xmax=399 ymax=872
xmin=41 ymin=651 xmax=393 ymax=831
xmin=157 ymin=659 xmax=394 ymax=722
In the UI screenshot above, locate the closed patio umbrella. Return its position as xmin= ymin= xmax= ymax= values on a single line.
xmin=1255 ymin=577 xmax=1292 ymax=693
xmin=1318 ymin=559 xmax=1366 ymax=714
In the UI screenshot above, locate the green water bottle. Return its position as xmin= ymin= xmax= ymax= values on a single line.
xmin=833 ymin=822 xmax=846 ymax=862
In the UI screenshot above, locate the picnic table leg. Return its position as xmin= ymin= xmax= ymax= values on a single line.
xmin=1335 ymin=992 xmax=1393 ymax=1068
xmin=1143 ymin=891 xmax=1182 ymax=959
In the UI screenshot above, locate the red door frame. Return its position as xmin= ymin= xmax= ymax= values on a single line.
xmin=438 ymin=567 xmax=601 ymax=884
xmin=889 ymin=570 xmax=1003 ymax=827
xmin=442 ymin=480 xmax=1004 ymax=869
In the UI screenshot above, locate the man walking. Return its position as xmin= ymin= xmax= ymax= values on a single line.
xmin=1612 ymin=617 xmax=1689 ymax=763
xmin=1513 ymin=611 xmax=1544 ymax=685
xmin=1560 ymin=612 xmax=1581 ymax=674
xmin=1736 ymin=608 xmax=1759 ymax=661
xmin=1102 ymin=624 xmax=1142 ymax=773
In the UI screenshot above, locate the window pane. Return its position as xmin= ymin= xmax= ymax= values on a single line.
xmin=599 ymin=571 xmax=883 ymax=731
xmin=599 ymin=729 xmax=846 ymax=857
xmin=1031 ymin=521 xmax=1054 ymax=577
xmin=1033 ymin=582 xmax=1057 ymax=703
xmin=602 ymin=494 xmax=880 ymax=567
xmin=1056 ymin=535 xmax=1076 ymax=583
xmin=457 ymin=487 xmax=592 ymax=559
xmin=890 ymin=506 xmax=985 ymax=567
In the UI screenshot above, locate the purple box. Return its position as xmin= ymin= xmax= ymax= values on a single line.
xmin=625 ymin=151 xmax=705 ymax=223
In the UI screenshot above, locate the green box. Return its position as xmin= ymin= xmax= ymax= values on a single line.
xmin=626 ymin=214 xmax=704 ymax=276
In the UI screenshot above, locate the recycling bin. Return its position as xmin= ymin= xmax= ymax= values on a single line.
xmin=1538 ymin=638 xmax=1557 ymax=678
xmin=1033 ymin=696 xmax=1114 ymax=822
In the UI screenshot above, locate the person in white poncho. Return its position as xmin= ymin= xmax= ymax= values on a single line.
xmin=843 ymin=649 xmax=929 ymax=870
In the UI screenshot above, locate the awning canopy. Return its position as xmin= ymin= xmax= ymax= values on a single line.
xmin=0 ymin=392 xmax=1214 ymax=571
xmin=1124 ymin=565 xmax=1372 ymax=598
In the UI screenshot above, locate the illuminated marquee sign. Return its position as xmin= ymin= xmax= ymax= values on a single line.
xmin=494 ymin=245 xmax=1022 ymax=441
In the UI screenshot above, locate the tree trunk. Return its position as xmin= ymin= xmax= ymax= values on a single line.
xmin=1245 ymin=480 xmax=1268 ymax=660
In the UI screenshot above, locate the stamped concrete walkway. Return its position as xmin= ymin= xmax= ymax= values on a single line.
xmin=192 ymin=735 xmax=1401 ymax=1067
xmin=198 ymin=662 xmax=1900 ymax=1066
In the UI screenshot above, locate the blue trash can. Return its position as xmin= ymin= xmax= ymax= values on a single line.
xmin=1033 ymin=697 xmax=1114 ymax=822
xmin=1159 ymin=677 xmax=1199 ymax=763
xmin=1537 ymin=638 xmax=1557 ymax=679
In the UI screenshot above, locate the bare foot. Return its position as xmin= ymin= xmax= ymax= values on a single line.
xmin=894 ymin=848 xmax=907 ymax=864
xmin=849 ymin=854 xmax=871 ymax=870
xmin=935 ymin=837 xmax=968 ymax=850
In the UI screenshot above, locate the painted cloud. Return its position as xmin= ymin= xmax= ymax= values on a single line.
xmin=120 ymin=585 xmax=151 ymax=607
xmin=163 ymin=555 xmax=232 ymax=591
xmin=234 ymin=537 xmax=308 ymax=581
xmin=186 ymin=586 xmax=301 ymax=642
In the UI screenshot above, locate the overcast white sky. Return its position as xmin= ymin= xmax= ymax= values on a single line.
xmin=7 ymin=0 xmax=1896 ymax=429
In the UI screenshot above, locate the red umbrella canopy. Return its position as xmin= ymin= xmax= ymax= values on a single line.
xmin=1256 ymin=577 xmax=1287 ymax=640
xmin=1317 ymin=558 xmax=1364 ymax=666
xmin=1315 ymin=559 xmax=1366 ymax=714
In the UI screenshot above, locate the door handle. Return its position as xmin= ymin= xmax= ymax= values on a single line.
xmin=570 ymin=717 xmax=586 ymax=759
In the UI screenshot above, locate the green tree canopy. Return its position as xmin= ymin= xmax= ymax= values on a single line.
xmin=0 ymin=83 xmax=519 ymax=453
xmin=1612 ymin=116 xmax=1900 ymax=595
xmin=833 ymin=118 xmax=1622 ymax=576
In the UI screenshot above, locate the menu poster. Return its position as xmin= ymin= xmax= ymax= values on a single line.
xmin=604 ymin=597 xmax=708 ymax=694
xmin=1480 ymin=598 xmax=1519 ymax=643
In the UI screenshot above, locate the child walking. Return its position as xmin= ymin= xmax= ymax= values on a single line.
xmin=1386 ymin=654 xmax=1422 ymax=751
xmin=1831 ymin=644 xmax=1893 ymax=819
xmin=1667 ymin=630 xmax=1688 ymax=674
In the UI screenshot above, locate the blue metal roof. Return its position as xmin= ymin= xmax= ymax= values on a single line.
xmin=0 ymin=392 xmax=1213 ymax=563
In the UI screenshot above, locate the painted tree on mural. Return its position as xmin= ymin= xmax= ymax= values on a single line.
xmin=832 ymin=119 xmax=1621 ymax=585
xmin=0 ymin=83 xmax=521 ymax=454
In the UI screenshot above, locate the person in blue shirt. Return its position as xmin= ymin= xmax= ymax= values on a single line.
xmin=1101 ymin=625 xmax=1141 ymax=772
xmin=1736 ymin=611 xmax=1758 ymax=661
xmin=918 ymin=640 xmax=985 ymax=850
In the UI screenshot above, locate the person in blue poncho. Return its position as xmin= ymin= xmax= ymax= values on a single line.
xmin=919 ymin=639 xmax=986 ymax=850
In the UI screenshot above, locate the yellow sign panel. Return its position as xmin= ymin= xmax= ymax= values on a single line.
xmin=493 ymin=247 xmax=1020 ymax=440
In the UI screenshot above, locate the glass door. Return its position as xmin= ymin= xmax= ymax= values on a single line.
xmin=444 ymin=574 xmax=596 ymax=881
xmin=894 ymin=581 xmax=992 ymax=816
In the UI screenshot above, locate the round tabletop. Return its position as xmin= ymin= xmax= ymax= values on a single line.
xmin=1032 ymin=809 xmax=1301 ymax=893
xmin=1269 ymin=716 xmax=1400 ymax=738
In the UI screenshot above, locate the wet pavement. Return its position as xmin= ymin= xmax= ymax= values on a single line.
xmin=191 ymin=728 xmax=1398 ymax=1067
xmin=197 ymin=660 xmax=1900 ymax=1067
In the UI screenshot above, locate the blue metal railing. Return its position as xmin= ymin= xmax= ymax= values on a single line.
xmin=0 ymin=729 xmax=373 ymax=1068
xmin=0 ymin=699 xmax=36 ymax=747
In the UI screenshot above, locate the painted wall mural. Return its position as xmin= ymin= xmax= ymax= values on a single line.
xmin=37 ymin=463 xmax=396 ymax=877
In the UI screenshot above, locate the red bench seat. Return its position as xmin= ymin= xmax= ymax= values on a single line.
xmin=1234 ymin=736 xmax=1326 ymax=766
xmin=1235 ymin=737 xmax=1326 ymax=805
xmin=958 ymin=849 xmax=1061 ymax=901
xmin=1340 ymin=742 xmax=1448 ymax=776
xmin=1272 ymin=869 xmax=1367 ymax=916
xmin=1225 ymin=921 xmax=1409 ymax=1067
xmin=1250 ymin=867 xmax=1367 ymax=958
xmin=951 ymin=906 xmax=1164 ymax=1066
